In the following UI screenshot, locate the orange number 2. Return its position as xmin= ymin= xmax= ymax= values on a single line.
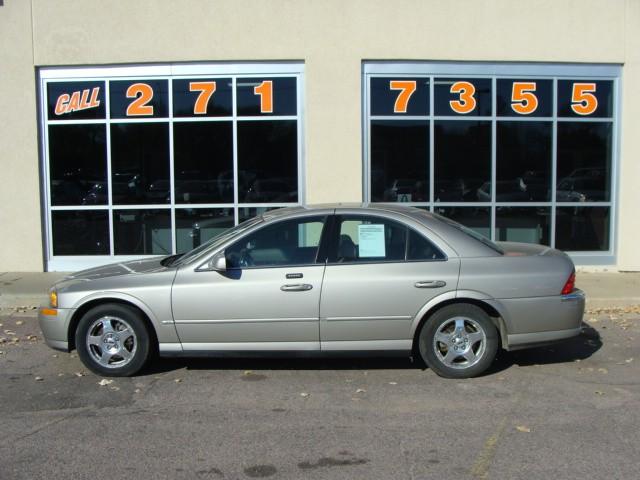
xmin=254 ymin=80 xmax=273 ymax=113
xmin=189 ymin=81 xmax=217 ymax=115
xmin=449 ymin=81 xmax=476 ymax=114
xmin=126 ymin=83 xmax=154 ymax=116
xmin=571 ymin=83 xmax=598 ymax=115
xmin=511 ymin=82 xmax=538 ymax=115
xmin=389 ymin=80 xmax=417 ymax=113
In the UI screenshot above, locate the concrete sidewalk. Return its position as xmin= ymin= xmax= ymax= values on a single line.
xmin=0 ymin=270 xmax=638 ymax=310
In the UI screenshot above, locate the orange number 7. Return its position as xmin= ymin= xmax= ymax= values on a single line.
xmin=189 ymin=81 xmax=217 ymax=115
xmin=390 ymin=80 xmax=416 ymax=113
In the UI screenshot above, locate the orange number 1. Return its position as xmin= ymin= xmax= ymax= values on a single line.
xmin=189 ymin=81 xmax=217 ymax=115
xmin=254 ymin=80 xmax=273 ymax=113
xmin=390 ymin=80 xmax=417 ymax=113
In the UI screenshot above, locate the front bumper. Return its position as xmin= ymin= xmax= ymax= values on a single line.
xmin=38 ymin=306 xmax=75 ymax=351
xmin=498 ymin=289 xmax=586 ymax=350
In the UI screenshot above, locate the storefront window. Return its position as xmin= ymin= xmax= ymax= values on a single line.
xmin=364 ymin=63 xmax=618 ymax=260
xmin=41 ymin=64 xmax=303 ymax=270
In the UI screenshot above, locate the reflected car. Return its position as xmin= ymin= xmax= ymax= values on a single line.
xmin=556 ymin=167 xmax=607 ymax=202
xmin=39 ymin=204 xmax=585 ymax=379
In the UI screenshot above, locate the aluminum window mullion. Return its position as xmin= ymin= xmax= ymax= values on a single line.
xmin=429 ymin=75 xmax=434 ymax=212
xmin=550 ymin=78 xmax=558 ymax=249
xmin=106 ymin=81 xmax=114 ymax=256
xmin=491 ymin=77 xmax=497 ymax=241
xmin=168 ymin=78 xmax=176 ymax=254
xmin=232 ymin=76 xmax=239 ymax=226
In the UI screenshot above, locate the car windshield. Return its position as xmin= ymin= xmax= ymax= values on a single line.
xmin=171 ymin=216 xmax=264 ymax=266
xmin=432 ymin=213 xmax=504 ymax=255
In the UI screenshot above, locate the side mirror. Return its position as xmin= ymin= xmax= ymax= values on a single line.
xmin=197 ymin=252 xmax=227 ymax=272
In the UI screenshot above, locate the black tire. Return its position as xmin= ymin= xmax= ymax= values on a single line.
xmin=75 ymin=303 xmax=152 ymax=377
xmin=418 ymin=304 xmax=499 ymax=379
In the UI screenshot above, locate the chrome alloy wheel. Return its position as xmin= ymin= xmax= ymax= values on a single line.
xmin=86 ymin=316 xmax=137 ymax=368
xmin=432 ymin=316 xmax=487 ymax=369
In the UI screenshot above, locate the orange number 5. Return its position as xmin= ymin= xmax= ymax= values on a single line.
xmin=254 ymin=80 xmax=273 ymax=113
xmin=189 ymin=81 xmax=217 ymax=115
xmin=390 ymin=80 xmax=416 ymax=113
xmin=571 ymin=83 xmax=598 ymax=115
xmin=511 ymin=82 xmax=538 ymax=115
xmin=126 ymin=83 xmax=154 ymax=116
xmin=450 ymin=81 xmax=476 ymax=114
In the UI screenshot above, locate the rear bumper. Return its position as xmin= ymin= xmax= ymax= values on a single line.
xmin=496 ymin=289 xmax=585 ymax=350
xmin=38 ymin=307 xmax=74 ymax=352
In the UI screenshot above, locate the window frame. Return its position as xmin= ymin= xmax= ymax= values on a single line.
xmin=362 ymin=62 xmax=621 ymax=265
xmin=38 ymin=62 xmax=305 ymax=271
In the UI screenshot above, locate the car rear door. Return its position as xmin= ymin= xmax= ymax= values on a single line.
xmin=171 ymin=213 xmax=331 ymax=351
xmin=319 ymin=211 xmax=460 ymax=351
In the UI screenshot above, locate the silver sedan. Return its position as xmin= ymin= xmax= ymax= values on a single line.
xmin=39 ymin=204 xmax=585 ymax=378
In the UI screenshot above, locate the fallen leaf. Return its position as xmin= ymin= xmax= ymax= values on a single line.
xmin=300 ymin=392 xmax=310 ymax=398
xmin=15 ymin=320 xmax=24 ymax=326
xmin=625 ymin=358 xmax=634 ymax=363
xmin=515 ymin=425 xmax=531 ymax=433
xmin=27 ymin=335 xmax=37 ymax=341
xmin=35 ymin=376 xmax=43 ymax=382
xmin=98 ymin=379 xmax=113 ymax=386
xmin=388 ymin=382 xmax=398 ymax=385
xmin=52 ymin=354 xmax=58 ymax=358
xmin=598 ymin=368 xmax=608 ymax=374
xmin=74 ymin=372 xmax=85 ymax=377
xmin=109 ymin=386 xmax=120 ymax=391
xmin=174 ymin=378 xmax=182 ymax=383
xmin=595 ymin=390 xmax=605 ymax=396
xmin=134 ymin=389 xmax=141 ymax=393
xmin=57 ymin=373 xmax=64 ymax=377
xmin=356 ymin=388 xmax=367 ymax=393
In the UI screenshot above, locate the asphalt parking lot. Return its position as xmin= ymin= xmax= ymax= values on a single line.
xmin=1 ymin=307 xmax=638 ymax=480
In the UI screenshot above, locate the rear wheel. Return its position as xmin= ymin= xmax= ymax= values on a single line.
xmin=75 ymin=303 xmax=152 ymax=377
xmin=418 ymin=304 xmax=498 ymax=379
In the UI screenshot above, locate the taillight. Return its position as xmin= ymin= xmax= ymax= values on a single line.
xmin=561 ymin=271 xmax=576 ymax=295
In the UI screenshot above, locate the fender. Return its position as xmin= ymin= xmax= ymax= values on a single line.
xmin=71 ymin=291 xmax=181 ymax=344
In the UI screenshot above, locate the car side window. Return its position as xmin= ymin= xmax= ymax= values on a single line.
xmin=407 ymin=228 xmax=446 ymax=261
xmin=225 ymin=216 xmax=326 ymax=268
xmin=333 ymin=216 xmax=407 ymax=263
xmin=331 ymin=215 xmax=445 ymax=263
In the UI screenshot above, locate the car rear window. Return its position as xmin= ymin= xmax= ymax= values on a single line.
xmin=432 ymin=213 xmax=504 ymax=255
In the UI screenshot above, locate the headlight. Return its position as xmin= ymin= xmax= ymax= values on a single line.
xmin=49 ymin=290 xmax=58 ymax=308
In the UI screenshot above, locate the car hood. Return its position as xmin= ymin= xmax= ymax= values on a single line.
xmin=62 ymin=257 xmax=168 ymax=282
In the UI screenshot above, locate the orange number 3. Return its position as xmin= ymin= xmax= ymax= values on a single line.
xmin=511 ymin=82 xmax=538 ymax=115
xmin=190 ymin=81 xmax=217 ymax=115
xmin=450 ymin=81 xmax=476 ymax=114
xmin=254 ymin=80 xmax=273 ymax=113
xmin=126 ymin=83 xmax=154 ymax=116
xmin=390 ymin=80 xmax=417 ymax=113
xmin=571 ymin=83 xmax=598 ymax=115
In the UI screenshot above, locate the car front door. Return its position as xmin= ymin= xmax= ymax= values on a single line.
xmin=319 ymin=212 xmax=460 ymax=351
xmin=171 ymin=214 xmax=330 ymax=351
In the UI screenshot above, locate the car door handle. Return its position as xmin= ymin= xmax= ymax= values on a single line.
xmin=280 ymin=284 xmax=313 ymax=292
xmin=414 ymin=280 xmax=446 ymax=288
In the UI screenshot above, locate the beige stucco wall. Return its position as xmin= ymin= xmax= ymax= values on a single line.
xmin=1 ymin=0 xmax=638 ymax=270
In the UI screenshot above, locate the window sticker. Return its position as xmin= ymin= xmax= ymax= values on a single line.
xmin=358 ymin=224 xmax=386 ymax=257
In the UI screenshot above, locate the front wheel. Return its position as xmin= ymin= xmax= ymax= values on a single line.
xmin=75 ymin=303 xmax=152 ymax=377
xmin=418 ymin=304 xmax=498 ymax=379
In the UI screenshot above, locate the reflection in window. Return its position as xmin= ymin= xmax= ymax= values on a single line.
xmin=371 ymin=120 xmax=429 ymax=202
xmin=495 ymin=207 xmax=550 ymax=245
xmin=434 ymin=207 xmax=491 ymax=239
xmin=110 ymin=123 xmax=170 ymax=205
xmin=49 ymin=124 xmax=107 ymax=206
xmin=557 ymin=122 xmax=612 ymax=202
xmin=226 ymin=216 xmax=325 ymax=268
xmin=237 ymin=120 xmax=298 ymax=203
xmin=175 ymin=209 xmax=234 ymax=253
xmin=174 ymin=122 xmax=233 ymax=204
xmin=496 ymin=122 xmax=552 ymax=202
xmin=113 ymin=210 xmax=171 ymax=255
xmin=434 ymin=121 xmax=491 ymax=202
xmin=52 ymin=211 xmax=110 ymax=255
xmin=556 ymin=207 xmax=609 ymax=251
